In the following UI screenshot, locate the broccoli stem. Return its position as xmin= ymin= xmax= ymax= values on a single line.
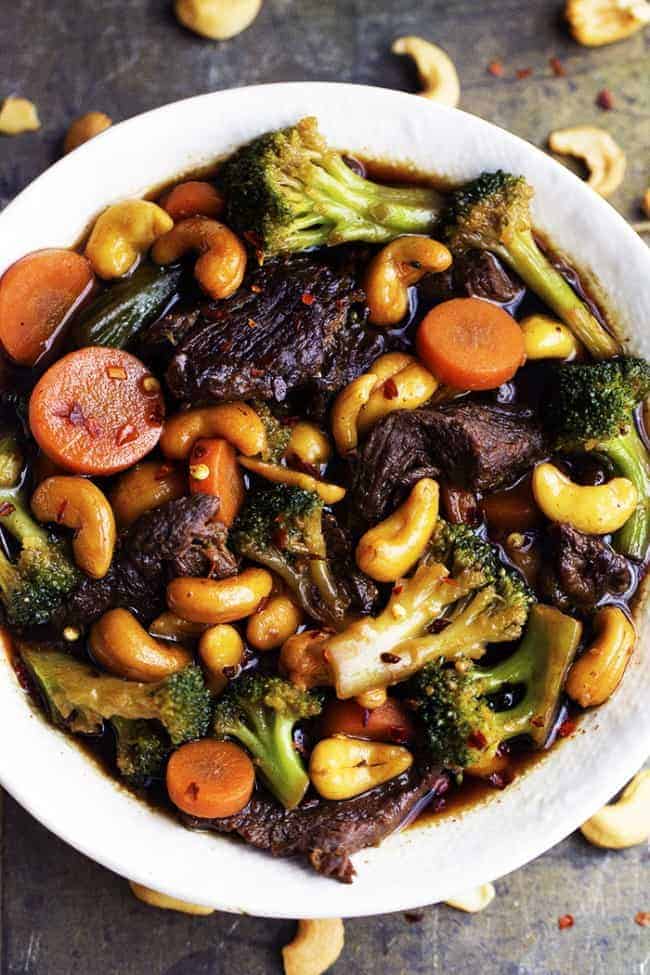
xmin=501 ymin=230 xmax=620 ymax=359
xmin=599 ymin=425 xmax=650 ymax=560
xmin=232 ymin=707 xmax=309 ymax=810
xmin=0 ymin=489 xmax=49 ymax=548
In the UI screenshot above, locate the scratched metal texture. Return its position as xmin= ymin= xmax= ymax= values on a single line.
xmin=0 ymin=1 xmax=649 ymax=973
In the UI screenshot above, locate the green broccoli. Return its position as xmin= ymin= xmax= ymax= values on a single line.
xmin=550 ymin=357 xmax=650 ymax=559
xmin=213 ymin=672 xmax=323 ymax=809
xmin=111 ymin=717 xmax=168 ymax=787
xmin=251 ymin=401 xmax=292 ymax=462
xmin=219 ymin=116 xmax=443 ymax=255
xmin=231 ymin=482 xmax=348 ymax=625
xmin=0 ymin=434 xmax=79 ymax=627
xmin=325 ymin=520 xmax=534 ymax=699
xmin=411 ymin=603 xmax=582 ymax=769
xmin=444 ymin=171 xmax=620 ymax=358
xmin=20 ymin=646 xmax=212 ymax=745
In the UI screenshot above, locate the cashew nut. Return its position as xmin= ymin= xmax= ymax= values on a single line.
xmin=445 ymin=884 xmax=496 ymax=913
xmin=331 ymin=374 xmax=378 ymax=455
xmin=282 ymin=919 xmax=345 ymax=975
xmin=167 ymin=567 xmax=273 ymax=624
xmin=566 ymin=605 xmax=636 ymax=707
xmin=532 ymin=462 xmax=638 ymax=535
xmin=309 ymin=736 xmax=413 ymax=800
xmin=520 ymin=314 xmax=582 ymax=360
xmin=279 ymin=630 xmax=332 ymax=690
xmin=644 ymin=188 xmax=650 ymax=218
xmin=356 ymin=478 xmax=439 ymax=582
xmin=392 ymin=36 xmax=461 ymax=107
xmin=64 ymin=111 xmax=112 ymax=154
xmin=357 ymin=354 xmax=438 ymax=437
xmin=31 ymin=476 xmax=116 ymax=579
xmin=161 ymin=402 xmax=266 ymax=459
xmin=151 ymin=216 xmax=246 ymax=300
xmin=160 ymin=181 xmax=224 ymax=221
xmin=246 ymin=595 xmax=303 ymax=651
xmin=149 ymin=611 xmax=207 ymax=641
xmin=110 ymin=461 xmax=187 ymax=530
xmin=85 ymin=201 xmax=173 ymax=279
xmin=238 ymin=457 xmax=346 ymax=504
xmin=90 ymin=608 xmax=192 ymax=681
xmin=365 ymin=236 xmax=453 ymax=326
xmin=580 ymin=770 xmax=650 ymax=848
xmin=355 ymin=688 xmax=389 ymax=710
xmin=198 ymin=623 xmax=244 ymax=693
xmin=565 ymin=0 xmax=650 ymax=46
xmin=175 ymin=0 xmax=262 ymax=40
xmin=0 ymin=97 xmax=40 ymax=135
xmin=286 ymin=422 xmax=331 ymax=466
xmin=548 ymin=126 xmax=626 ymax=198
xmin=129 ymin=881 xmax=214 ymax=915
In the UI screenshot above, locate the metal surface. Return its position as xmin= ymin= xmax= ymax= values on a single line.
xmin=0 ymin=1 xmax=648 ymax=972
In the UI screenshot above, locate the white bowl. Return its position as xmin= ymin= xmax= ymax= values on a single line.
xmin=0 ymin=83 xmax=648 ymax=919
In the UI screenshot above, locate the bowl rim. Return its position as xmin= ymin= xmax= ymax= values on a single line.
xmin=0 ymin=81 xmax=648 ymax=919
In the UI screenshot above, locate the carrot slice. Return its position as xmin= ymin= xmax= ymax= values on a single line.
xmin=166 ymin=739 xmax=255 ymax=818
xmin=189 ymin=437 xmax=245 ymax=527
xmin=28 ymin=347 xmax=165 ymax=475
xmin=0 ymin=249 xmax=94 ymax=366
xmin=160 ymin=181 xmax=224 ymax=221
xmin=416 ymin=297 xmax=526 ymax=391
xmin=320 ymin=698 xmax=415 ymax=744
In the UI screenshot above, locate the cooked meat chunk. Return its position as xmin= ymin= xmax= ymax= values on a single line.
xmin=322 ymin=512 xmax=379 ymax=615
xmin=56 ymin=495 xmax=237 ymax=631
xmin=538 ymin=523 xmax=632 ymax=613
xmin=351 ymin=402 xmax=547 ymax=524
xmin=158 ymin=254 xmax=368 ymax=404
xmin=182 ymin=762 xmax=448 ymax=883
xmin=419 ymin=250 xmax=525 ymax=308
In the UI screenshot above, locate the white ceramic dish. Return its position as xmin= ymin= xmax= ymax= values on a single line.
xmin=0 ymin=83 xmax=648 ymax=919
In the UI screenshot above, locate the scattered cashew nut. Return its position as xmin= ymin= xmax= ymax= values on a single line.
xmin=90 ymin=608 xmax=192 ymax=682
xmin=175 ymin=0 xmax=262 ymax=40
xmin=238 ymin=457 xmax=346 ymax=504
xmin=282 ymin=918 xmax=345 ymax=975
xmin=520 ymin=314 xmax=582 ymax=360
xmin=31 ymin=476 xmax=116 ymax=579
xmin=85 ymin=200 xmax=173 ymax=279
xmin=151 ymin=216 xmax=246 ymax=300
xmin=0 ymin=97 xmax=40 ymax=136
xmin=167 ymin=568 xmax=273 ymax=625
xmin=331 ymin=374 xmax=378 ymax=455
xmin=566 ymin=604 xmax=636 ymax=707
xmin=356 ymin=478 xmax=439 ymax=582
xmin=548 ymin=126 xmax=626 ymax=198
xmin=643 ymin=188 xmax=650 ymax=218
xmin=309 ymin=736 xmax=413 ymax=800
xmin=392 ymin=36 xmax=461 ymax=107
xmin=64 ymin=111 xmax=112 ymax=153
xmin=161 ymin=402 xmax=267 ymax=459
xmin=580 ymin=769 xmax=650 ymax=848
xmin=365 ymin=236 xmax=452 ymax=326
xmin=445 ymin=883 xmax=496 ymax=913
xmin=565 ymin=0 xmax=650 ymax=46
xmin=532 ymin=462 xmax=638 ymax=535
xmin=129 ymin=881 xmax=215 ymax=915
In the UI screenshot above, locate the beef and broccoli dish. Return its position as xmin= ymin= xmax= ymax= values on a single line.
xmin=0 ymin=116 xmax=646 ymax=883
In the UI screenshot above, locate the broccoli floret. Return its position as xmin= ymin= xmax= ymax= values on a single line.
xmin=444 ymin=171 xmax=620 ymax=359
xmin=325 ymin=521 xmax=534 ymax=699
xmin=20 ymin=647 xmax=212 ymax=746
xmin=213 ymin=672 xmax=323 ymax=809
xmin=231 ymin=483 xmax=348 ymax=625
xmin=220 ymin=116 xmax=443 ymax=255
xmin=412 ymin=603 xmax=582 ymax=768
xmin=111 ymin=717 xmax=168 ymax=787
xmin=550 ymin=357 xmax=650 ymax=559
xmin=0 ymin=434 xmax=79 ymax=626
xmin=251 ymin=401 xmax=292 ymax=462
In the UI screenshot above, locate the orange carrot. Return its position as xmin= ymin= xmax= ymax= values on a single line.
xmin=416 ymin=297 xmax=525 ymax=391
xmin=28 ymin=347 xmax=165 ymax=475
xmin=160 ymin=181 xmax=224 ymax=221
xmin=189 ymin=437 xmax=245 ymax=527
xmin=166 ymin=739 xmax=255 ymax=818
xmin=320 ymin=698 xmax=415 ymax=744
xmin=0 ymin=249 xmax=94 ymax=366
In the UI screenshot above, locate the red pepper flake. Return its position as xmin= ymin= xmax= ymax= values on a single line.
xmin=0 ymin=501 xmax=15 ymax=517
xmin=106 ymin=365 xmax=127 ymax=380
xmin=488 ymin=768 xmax=515 ymax=790
xmin=558 ymin=914 xmax=574 ymax=930
xmin=431 ymin=795 xmax=447 ymax=813
xmin=432 ymin=618 xmax=451 ymax=633
xmin=116 ymin=423 xmax=137 ymax=446
xmin=66 ymin=402 xmax=87 ymax=427
xmin=185 ymin=782 xmax=200 ymax=801
xmin=192 ymin=444 xmax=207 ymax=460
xmin=392 ymin=584 xmax=404 ymax=596
xmin=147 ymin=405 xmax=165 ymax=426
xmin=635 ymin=912 xmax=650 ymax=927
xmin=549 ymin=57 xmax=566 ymax=77
xmin=383 ymin=377 xmax=399 ymax=400
xmin=381 ymin=652 xmax=402 ymax=664
xmin=361 ymin=708 xmax=371 ymax=728
xmin=487 ymin=60 xmax=505 ymax=77
xmin=301 ymin=292 xmax=315 ymax=306
xmin=516 ymin=67 xmax=533 ymax=80
xmin=596 ymin=88 xmax=615 ymax=110
xmin=155 ymin=464 xmax=174 ymax=481
xmin=56 ymin=499 xmax=68 ymax=523
xmin=247 ymin=318 xmax=257 ymax=328
xmin=468 ymin=729 xmax=488 ymax=750
xmin=250 ymin=284 xmax=262 ymax=294
xmin=557 ymin=718 xmax=576 ymax=738
xmin=531 ymin=714 xmax=546 ymax=728
xmin=86 ymin=417 xmax=102 ymax=438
